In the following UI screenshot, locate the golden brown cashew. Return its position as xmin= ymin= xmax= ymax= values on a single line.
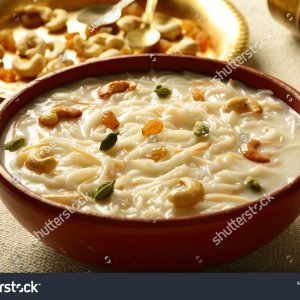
xmin=73 ymin=36 xmax=103 ymax=58
xmin=88 ymin=33 xmax=112 ymax=45
xmin=0 ymin=29 xmax=16 ymax=53
xmin=16 ymin=33 xmax=47 ymax=58
xmin=168 ymin=177 xmax=205 ymax=208
xmin=223 ymin=97 xmax=263 ymax=114
xmin=45 ymin=9 xmax=68 ymax=32
xmin=117 ymin=15 xmax=142 ymax=33
xmin=99 ymin=49 xmax=120 ymax=59
xmin=47 ymin=40 xmax=66 ymax=60
xmin=39 ymin=106 xmax=82 ymax=127
xmin=155 ymin=16 xmax=182 ymax=41
xmin=240 ymin=139 xmax=270 ymax=163
xmin=38 ymin=57 xmax=74 ymax=77
xmin=25 ymin=149 xmax=58 ymax=174
xmin=12 ymin=54 xmax=45 ymax=78
xmin=98 ymin=80 xmax=137 ymax=99
xmin=22 ymin=5 xmax=52 ymax=22
xmin=167 ymin=38 xmax=198 ymax=55
xmin=106 ymin=36 xmax=125 ymax=50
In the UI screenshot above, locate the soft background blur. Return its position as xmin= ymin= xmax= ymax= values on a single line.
xmin=0 ymin=0 xmax=300 ymax=272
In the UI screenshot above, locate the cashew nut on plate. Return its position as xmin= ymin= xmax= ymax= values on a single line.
xmin=38 ymin=57 xmax=74 ymax=77
xmin=240 ymin=139 xmax=270 ymax=163
xmin=12 ymin=53 xmax=45 ymax=78
xmin=106 ymin=36 xmax=125 ymax=50
xmin=25 ymin=148 xmax=58 ymax=174
xmin=154 ymin=15 xmax=182 ymax=41
xmin=168 ymin=177 xmax=205 ymax=208
xmin=88 ymin=33 xmax=113 ymax=45
xmin=16 ymin=33 xmax=47 ymax=58
xmin=98 ymin=81 xmax=137 ymax=99
xmin=0 ymin=29 xmax=16 ymax=53
xmin=73 ymin=36 xmax=103 ymax=58
xmin=167 ymin=38 xmax=198 ymax=55
xmin=117 ymin=16 xmax=142 ymax=33
xmin=223 ymin=97 xmax=263 ymax=114
xmin=46 ymin=40 xmax=66 ymax=60
xmin=99 ymin=49 xmax=121 ymax=59
xmin=45 ymin=9 xmax=68 ymax=32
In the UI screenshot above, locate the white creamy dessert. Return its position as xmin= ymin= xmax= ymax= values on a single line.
xmin=2 ymin=71 xmax=300 ymax=219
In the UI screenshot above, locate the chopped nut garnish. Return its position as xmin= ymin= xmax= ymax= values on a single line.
xmin=142 ymin=119 xmax=163 ymax=137
xmin=193 ymin=121 xmax=209 ymax=137
xmin=244 ymin=176 xmax=262 ymax=192
xmin=154 ymin=85 xmax=172 ymax=98
xmin=192 ymin=88 xmax=205 ymax=101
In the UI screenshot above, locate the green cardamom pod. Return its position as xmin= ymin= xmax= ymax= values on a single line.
xmin=93 ymin=181 xmax=115 ymax=201
xmin=4 ymin=137 xmax=25 ymax=152
xmin=100 ymin=133 xmax=119 ymax=151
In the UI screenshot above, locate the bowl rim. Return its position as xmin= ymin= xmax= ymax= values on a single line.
xmin=0 ymin=54 xmax=299 ymax=228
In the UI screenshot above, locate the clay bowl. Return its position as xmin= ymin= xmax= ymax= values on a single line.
xmin=0 ymin=55 xmax=299 ymax=271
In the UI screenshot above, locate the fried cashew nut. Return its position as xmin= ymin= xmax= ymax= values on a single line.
xmin=47 ymin=40 xmax=66 ymax=60
xmin=155 ymin=18 xmax=182 ymax=41
xmin=223 ymin=97 xmax=263 ymax=114
xmin=12 ymin=53 xmax=45 ymax=78
xmin=39 ymin=106 xmax=82 ymax=127
xmin=73 ymin=36 xmax=103 ymax=58
xmin=16 ymin=33 xmax=47 ymax=58
xmin=25 ymin=148 xmax=58 ymax=174
xmin=99 ymin=49 xmax=120 ymax=59
xmin=240 ymin=139 xmax=270 ymax=163
xmin=98 ymin=80 xmax=137 ymax=99
xmin=168 ymin=177 xmax=205 ymax=208
xmin=38 ymin=57 xmax=74 ymax=77
xmin=117 ymin=16 xmax=142 ymax=33
xmin=168 ymin=38 xmax=198 ymax=55
xmin=0 ymin=29 xmax=16 ymax=53
xmin=45 ymin=9 xmax=68 ymax=32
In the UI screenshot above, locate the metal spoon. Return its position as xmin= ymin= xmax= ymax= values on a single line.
xmin=127 ymin=0 xmax=160 ymax=48
xmin=77 ymin=0 xmax=135 ymax=26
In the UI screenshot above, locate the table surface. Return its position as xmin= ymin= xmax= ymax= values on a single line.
xmin=1 ymin=0 xmax=300 ymax=272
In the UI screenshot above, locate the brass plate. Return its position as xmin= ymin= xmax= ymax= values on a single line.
xmin=0 ymin=0 xmax=249 ymax=99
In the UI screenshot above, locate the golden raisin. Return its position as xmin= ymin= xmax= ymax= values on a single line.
xmin=192 ymin=88 xmax=205 ymax=101
xmin=98 ymin=80 xmax=137 ymax=99
xmin=142 ymin=119 xmax=163 ymax=137
xmin=101 ymin=110 xmax=120 ymax=130
xmin=0 ymin=68 xmax=17 ymax=83
xmin=145 ymin=146 xmax=168 ymax=162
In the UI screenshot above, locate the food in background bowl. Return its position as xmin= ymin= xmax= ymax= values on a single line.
xmin=0 ymin=2 xmax=213 ymax=84
xmin=3 ymin=70 xmax=300 ymax=219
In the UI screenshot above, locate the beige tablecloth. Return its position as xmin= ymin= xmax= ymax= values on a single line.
xmin=1 ymin=0 xmax=300 ymax=272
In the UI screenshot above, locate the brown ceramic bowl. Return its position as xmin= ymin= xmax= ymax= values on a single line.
xmin=0 ymin=55 xmax=299 ymax=271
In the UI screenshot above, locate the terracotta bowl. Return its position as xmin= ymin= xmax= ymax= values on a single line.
xmin=0 ymin=55 xmax=299 ymax=271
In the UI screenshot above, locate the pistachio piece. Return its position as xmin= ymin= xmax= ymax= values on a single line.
xmin=4 ymin=137 xmax=25 ymax=152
